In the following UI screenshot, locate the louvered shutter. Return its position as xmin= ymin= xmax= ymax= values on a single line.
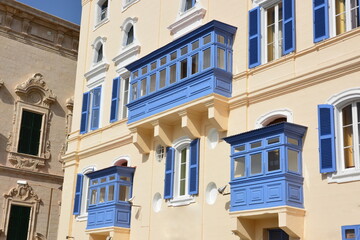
xmin=73 ymin=174 xmax=83 ymax=215
xmin=249 ymin=7 xmax=261 ymax=68
xmin=110 ymin=77 xmax=120 ymax=122
xmin=80 ymin=92 xmax=90 ymax=134
xmin=313 ymin=0 xmax=329 ymax=42
xmin=164 ymin=147 xmax=175 ymax=199
xmin=283 ymin=0 xmax=295 ymax=54
xmin=189 ymin=139 xmax=200 ymax=195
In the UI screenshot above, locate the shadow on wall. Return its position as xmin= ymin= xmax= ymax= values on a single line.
xmin=0 ymin=133 xmax=8 ymax=165
xmin=0 ymin=85 xmax=15 ymax=105
xmin=51 ymin=100 xmax=65 ymax=118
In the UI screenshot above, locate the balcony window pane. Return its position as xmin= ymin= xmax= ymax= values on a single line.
xmin=159 ymin=69 xmax=166 ymax=89
xmin=192 ymin=40 xmax=199 ymax=50
xmin=132 ymin=70 xmax=138 ymax=79
xmin=132 ymin=83 xmax=137 ymax=100
xmin=234 ymin=156 xmax=245 ymax=178
xmin=251 ymin=153 xmax=262 ymax=174
xmin=141 ymin=66 xmax=147 ymax=75
xmin=108 ymin=185 xmax=114 ymax=201
xmin=268 ymin=137 xmax=279 ymax=144
xmin=170 ymin=64 xmax=177 ymax=84
xmin=288 ymin=137 xmax=298 ymax=145
xmin=150 ymin=74 xmax=156 ymax=93
xmin=342 ymin=104 xmax=354 ymax=168
xmin=180 ymin=59 xmax=188 ymax=79
xmin=109 ymin=176 xmax=115 ymax=181
xmin=203 ymin=34 xmax=211 ymax=44
xmin=140 ymin=79 xmax=147 ymax=96
xmin=100 ymin=178 xmax=106 ymax=183
xmin=288 ymin=149 xmax=299 ymax=172
xmin=91 ymin=180 xmax=98 ymax=185
xmin=120 ymin=176 xmax=131 ymax=182
xmin=99 ymin=187 xmax=106 ymax=203
xmin=191 ymin=54 xmax=199 ymax=75
xmin=181 ymin=46 xmax=188 ymax=55
xmin=90 ymin=189 xmax=97 ymax=204
xmin=345 ymin=229 xmax=355 ymax=239
xmin=151 ymin=62 xmax=157 ymax=71
xmin=234 ymin=145 xmax=245 ymax=152
xmin=251 ymin=141 xmax=262 ymax=149
xmin=217 ymin=34 xmax=225 ymax=44
xmin=160 ymin=57 xmax=167 ymax=66
xmin=119 ymin=185 xmax=130 ymax=201
xmin=268 ymin=149 xmax=280 ymax=171
xmin=217 ymin=48 xmax=225 ymax=69
xmin=170 ymin=51 xmax=177 ymax=61
xmin=203 ymin=48 xmax=211 ymax=69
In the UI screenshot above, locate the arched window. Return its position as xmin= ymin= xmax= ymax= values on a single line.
xmin=114 ymin=159 xmax=128 ymax=167
xmin=264 ymin=117 xmax=287 ymax=126
xmin=183 ymin=0 xmax=195 ymax=12
xmin=100 ymin=0 xmax=108 ymax=21
xmin=96 ymin=43 xmax=103 ymax=63
xmin=92 ymin=37 xmax=106 ymax=65
xmin=255 ymin=109 xmax=293 ymax=128
xmin=126 ymin=25 xmax=134 ymax=46
xmin=96 ymin=0 xmax=109 ymax=25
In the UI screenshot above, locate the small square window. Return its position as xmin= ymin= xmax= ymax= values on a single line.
xmin=251 ymin=153 xmax=262 ymax=175
xmin=100 ymin=177 xmax=106 ymax=183
xmin=141 ymin=66 xmax=147 ymax=75
xmin=170 ymin=52 xmax=177 ymax=61
xmin=288 ymin=137 xmax=298 ymax=145
xmin=133 ymin=70 xmax=138 ymax=79
xmin=181 ymin=46 xmax=188 ymax=55
xmin=160 ymin=57 xmax=167 ymax=66
xmin=192 ymin=40 xmax=199 ymax=50
xmin=234 ymin=145 xmax=245 ymax=152
xmin=234 ymin=156 xmax=246 ymax=178
xmin=150 ymin=62 xmax=157 ymax=70
xmin=217 ymin=35 xmax=225 ymax=44
xmin=203 ymin=34 xmax=211 ymax=44
xmin=251 ymin=141 xmax=262 ymax=149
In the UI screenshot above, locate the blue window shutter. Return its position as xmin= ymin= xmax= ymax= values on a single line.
xmin=90 ymin=86 xmax=102 ymax=130
xmin=164 ymin=147 xmax=175 ymax=199
xmin=283 ymin=0 xmax=295 ymax=54
xmin=249 ymin=7 xmax=261 ymax=68
xmin=313 ymin=0 xmax=329 ymax=42
xmin=73 ymin=174 xmax=83 ymax=215
xmin=189 ymin=138 xmax=200 ymax=195
xmin=318 ymin=104 xmax=336 ymax=173
xmin=110 ymin=77 xmax=120 ymax=122
xmin=80 ymin=92 xmax=90 ymax=134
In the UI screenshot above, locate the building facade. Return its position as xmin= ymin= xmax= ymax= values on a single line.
xmin=0 ymin=0 xmax=79 ymax=239
xmin=59 ymin=0 xmax=360 ymax=239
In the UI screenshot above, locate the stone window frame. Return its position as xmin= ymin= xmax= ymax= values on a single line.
xmin=6 ymin=73 xmax=56 ymax=170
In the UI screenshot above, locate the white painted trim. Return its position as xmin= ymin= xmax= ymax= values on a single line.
xmin=122 ymin=0 xmax=140 ymax=11
xmin=112 ymin=44 xmax=141 ymax=72
xmin=84 ymin=63 xmax=109 ymax=88
xmin=112 ymin=155 xmax=131 ymax=166
xmin=327 ymin=88 xmax=360 ymax=107
xmin=255 ymin=109 xmax=293 ymax=128
xmin=168 ymin=195 xmax=195 ymax=207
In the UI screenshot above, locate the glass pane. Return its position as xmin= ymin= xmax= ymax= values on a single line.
xmin=150 ymin=74 xmax=156 ymax=93
xmin=288 ymin=149 xmax=299 ymax=172
xmin=181 ymin=46 xmax=188 ymax=55
xmin=350 ymin=0 xmax=359 ymax=29
xmin=90 ymin=189 xmax=97 ymax=204
xmin=217 ymin=35 xmax=225 ymax=44
xmin=267 ymin=6 xmax=275 ymax=62
xmin=180 ymin=59 xmax=187 ymax=79
xmin=109 ymin=176 xmax=115 ymax=181
xmin=133 ymin=70 xmax=138 ymax=79
xmin=140 ymin=79 xmax=147 ymax=96
xmin=234 ymin=145 xmax=245 ymax=152
xmin=217 ymin=48 xmax=225 ymax=69
xmin=251 ymin=153 xmax=262 ymax=174
xmin=160 ymin=69 xmax=166 ymax=89
xmin=268 ymin=149 xmax=280 ymax=171
xmin=343 ymin=104 xmax=354 ymax=168
xmin=100 ymin=178 xmax=106 ymax=183
xmin=170 ymin=64 xmax=176 ymax=84
xmin=288 ymin=137 xmax=298 ymax=145
xmin=108 ymin=185 xmax=114 ymax=201
xmin=343 ymin=104 xmax=352 ymax=125
xmin=132 ymin=83 xmax=137 ymax=100
xmin=119 ymin=185 xmax=130 ymax=201
xmin=268 ymin=137 xmax=280 ymax=144
xmin=141 ymin=66 xmax=147 ymax=75
xmin=192 ymin=40 xmax=199 ymax=50
xmin=203 ymin=34 xmax=211 ymax=44
xmin=278 ymin=2 xmax=283 ymax=58
xmin=160 ymin=56 xmax=167 ymax=66
xmin=335 ymin=0 xmax=346 ymax=35
xmin=180 ymin=148 xmax=187 ymax=196
xmin=251 ymin=141 xmax=262 ymax=149
xmin=344 ymin=146 xmax=355 ymax=168
xmin=151 ymin=62 xmax=157 ymax=70
xmin=99 ymin=187 xmax=106 ymax=203
xmin=170 ymin=51 xmax=177 ymax=61
xmin=120 ymin=176 xmax=131 ymax=182
xmin=234 ymin=157 xmax=245 ymax=178
xmin=191 ymin=54 xmax=199 ymax=74
xmin=180 ymin=179 xmax=186 ymax=196
xmin=91 ymin=180 xmax=98 ymax=185
xmin=203 ymin=48 xmax=211 ymax=69
xmin=122 ymin=78 xmax=129 ymax=119
xmin=345 ymin=229 xmax=356 ymax=239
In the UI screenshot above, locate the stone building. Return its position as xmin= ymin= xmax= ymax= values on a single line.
xmin=0 ymin=0 xmax=79 ymax=239
xmin=59 ymin=0 xmax=360 ymax=240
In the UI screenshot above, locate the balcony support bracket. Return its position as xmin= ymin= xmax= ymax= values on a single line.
xmin=205 ymin=99 xmax=228 ymax=132
xmin=178 ymin=110 xmax=201 ymax=139
xmin=130 ymin=127 xmax=152 ymax=154
xmin=152 ymin=120 xmax=173 ymax=146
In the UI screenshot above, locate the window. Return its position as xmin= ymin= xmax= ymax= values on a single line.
xmin=18 ymin=110 xmax=43 ymax=156
xmin=80 ymin=86 xmax=102 ymax=134
xmin=96 ymin=0 xmax=109 ymax=26
xmin=126 ymin=25 xmax=134 ymax=46
xmin=313 ymin=0 xmax=360 ymax=42
xmin=248 ymin=0 xmax=295 ymax=68
xmin=268 ymin=229 xmax=289 ymax=240
xmin=100 ymin=0 xmax=108 ymax=21
xmin=73 ymin=167 xmax=95 ymax=218
xmin=95 ymin=43 xmax=103 ymax=63
xmin=184 ymin=0 xmax=195 ymax=12
xmin=164 ymin=138 xmax=200 ymax=205
xmin=122 ymin=21 xmax=137 ymax=48
xmin=110 ymin=77 xmax=129 ymax=122
xmin=341 ymin=225 xmax=360 ymax=240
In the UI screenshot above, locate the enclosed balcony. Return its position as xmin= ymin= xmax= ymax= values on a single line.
xmin=126 ymin=20 xmax=237 ymax=124
xmin=86 ymin=166 xmax=135 ymax=230
xmin=224 ymin=122 xmax=307 ymax=212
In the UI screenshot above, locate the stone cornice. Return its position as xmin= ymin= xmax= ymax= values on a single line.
xmin=0 ymin=165 xmax=63 ymax=183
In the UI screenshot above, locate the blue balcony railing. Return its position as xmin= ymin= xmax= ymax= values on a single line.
xmin=224 ymin=122 xmax=307 ymax=212
xmin=86 ymin=166 xmax=135 ymax=230
xmin=125 ymin=20 xmax=237 ymax=123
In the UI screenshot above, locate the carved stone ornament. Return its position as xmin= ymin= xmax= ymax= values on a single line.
xmin=15 ymin=73 xmax=56 ymax=106
xmin=8 ymin=152 xmax=45 ymax=171
xmin=4 ymin=183 xmax=41 ymax=203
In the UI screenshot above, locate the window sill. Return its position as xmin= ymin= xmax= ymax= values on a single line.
xmin=168 ymin=5 xmax=206 ymax=39
xmin=168 ymin=195 xmax=195 ymax=207
xmin=112 ymin=43 xmax=141 ymax=73
xmin=327 ymin=169 xmax=360 ymax=183
xmin=84 ymin=61 xmax=109 ymax=88
xmin=7 ymin=151 xmax=48 ymax=170
xmin=94 ymin=18 xmax=109 ymax=31
xmin=75 ymin=213 xmax=88 ymax=222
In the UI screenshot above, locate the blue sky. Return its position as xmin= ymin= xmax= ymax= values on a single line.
xmin=16 ymin=0 xmax=82 ymax=25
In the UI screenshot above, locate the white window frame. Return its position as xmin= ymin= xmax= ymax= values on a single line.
xmin=168 ymin=137 xmax=194 ymax=206
xmin=76 ymin=166 xmax=96 ymax=221
xmin=327 ymin=88 xmax=360 ymax=183
xmin=329 ymin=0 xmax=360 ymax=37
xmin=120 ymin=76 xmax=130 ymax=119
xmin=95 ymin=0 xmax=110 ymax=29
xmin=122 ymin=0 xmax=139 ymax=11
xmin=255 ymin=109 xmax=293 ymax=128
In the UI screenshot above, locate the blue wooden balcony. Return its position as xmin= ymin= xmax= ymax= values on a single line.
xmin=86 ymin=166 xmax=135 ymax=230
xmin=125 ymin=20 xmax=237 ymax=123
xmin=224 ymin=123 xmax=307 ymax=212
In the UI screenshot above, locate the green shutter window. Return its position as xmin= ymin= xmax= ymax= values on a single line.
xmin=18 ymin=110 xmax=43 ymax=156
